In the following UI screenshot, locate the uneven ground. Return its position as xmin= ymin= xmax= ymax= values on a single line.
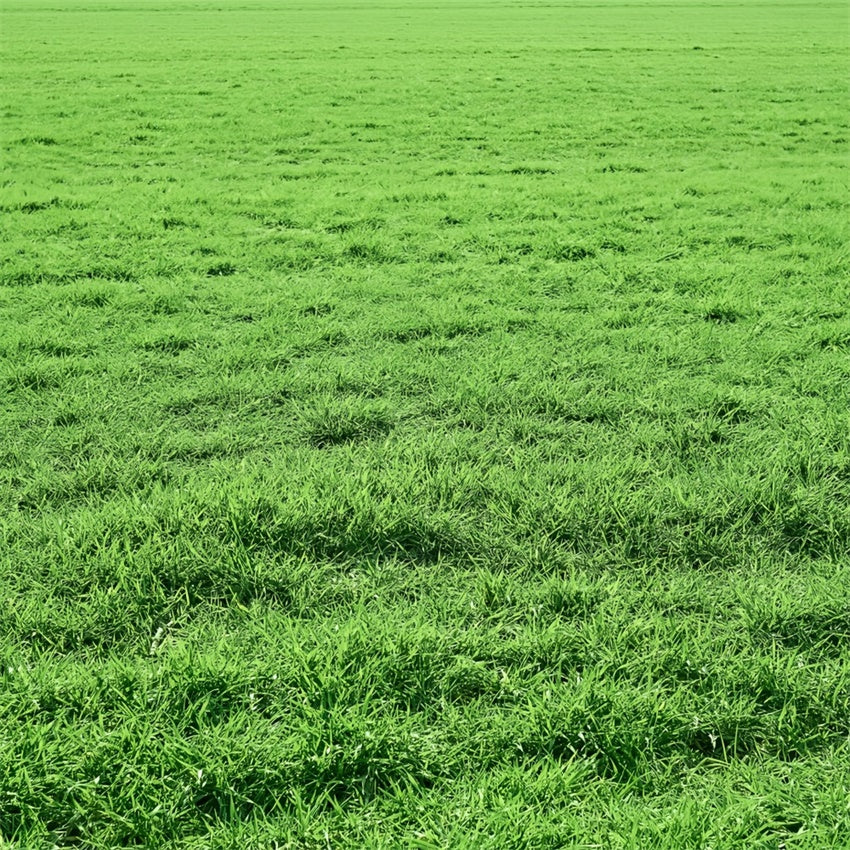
xmin=2 ymin=0 xmax=849 ymax=846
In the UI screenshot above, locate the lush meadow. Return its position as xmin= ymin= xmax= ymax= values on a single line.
xmin=2 ymin=0 xmax=849 ymax=846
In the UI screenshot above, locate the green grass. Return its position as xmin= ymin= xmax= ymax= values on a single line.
xmin=2 ymin=0 xmax=850 ymax=846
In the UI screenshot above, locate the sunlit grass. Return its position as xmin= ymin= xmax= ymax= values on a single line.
xmin=1 ymin=0 xmax=849 ymax=846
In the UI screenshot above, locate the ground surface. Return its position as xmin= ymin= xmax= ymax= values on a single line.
xmin=2 ymin=0 xmax=849 ymax=846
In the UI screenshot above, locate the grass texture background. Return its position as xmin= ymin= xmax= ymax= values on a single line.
xmin=1 ymin=0 xmax=849 ymax=846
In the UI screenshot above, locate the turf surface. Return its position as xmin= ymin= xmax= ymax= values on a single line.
xmin=2 ymin=0 xmax=850 ymax=846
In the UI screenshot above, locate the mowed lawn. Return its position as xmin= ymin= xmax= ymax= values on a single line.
xmin=2 ymin=0 xmax=849 ymax=846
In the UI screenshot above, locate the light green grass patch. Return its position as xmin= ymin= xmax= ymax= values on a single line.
xmin=2 ymin=0 xmax=849 ymax=846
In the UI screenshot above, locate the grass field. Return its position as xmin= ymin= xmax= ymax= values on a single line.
xmin=2 ymin=0 xmax=850 ymax=846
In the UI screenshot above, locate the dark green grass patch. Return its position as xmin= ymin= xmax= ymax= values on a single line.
xmin=300 ymin=397 xmax=396 ymax=448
